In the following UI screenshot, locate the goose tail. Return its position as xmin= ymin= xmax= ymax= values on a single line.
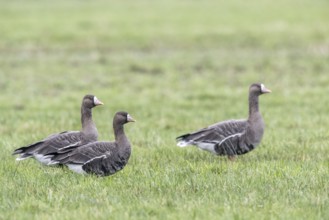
xmin=176 ymin=134 xmax=192 ymax=147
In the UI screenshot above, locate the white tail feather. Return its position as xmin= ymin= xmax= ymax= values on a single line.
xmin=16 ymin=156 xmax=30 ymax=161
xmin=34 ymin=154 xmax=53 ymax=165
xmin=67 ymin=164 xmax=87 ymax=174
xmin=177 ymin=141 xmax=190 ymax=147
xmin=47 ymin=160 xmax=60 ymax=166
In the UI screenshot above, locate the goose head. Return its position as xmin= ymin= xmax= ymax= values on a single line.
xmin=249 ymin=83 xmax=271 ymax=96
xmin=114 ymin=111 xmax=136 ymax=125
xmin=82 ymin=94 xmax=104 ymax=109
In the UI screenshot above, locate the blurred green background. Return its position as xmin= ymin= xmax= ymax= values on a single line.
xmin=0 ymin=0 xmax=328 ymax=219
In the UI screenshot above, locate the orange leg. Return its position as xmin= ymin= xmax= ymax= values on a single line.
xmin=228 ymin=155 xmax=236 ymax=161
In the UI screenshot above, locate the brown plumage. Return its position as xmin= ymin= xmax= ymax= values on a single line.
xmin=48 ymin=111 xmax=135 ymax=177
xmin=176 ymin=83 xmax=271 ymax=160
xmin=12 ymin=95 xmax=103 ymax=164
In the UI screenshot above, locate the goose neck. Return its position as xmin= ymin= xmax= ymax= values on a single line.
xmin=113 ymin=123 xmax=126 ymax=142
xmin=249 ymin=93 xmax=259 ymax=116
xmin=81 ymin=106 xmax=96 ymax=134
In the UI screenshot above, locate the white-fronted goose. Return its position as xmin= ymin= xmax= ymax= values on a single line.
xmin=12 ymin=95 xmax=103 ymax=164
xmin=48 ymin=111 xmax=135 ymax=177
xmin=176 ymin=83 xmax=271 ymax=160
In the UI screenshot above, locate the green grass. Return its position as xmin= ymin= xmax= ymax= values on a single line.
xmin=0 ymin=0 xmax=329 ymax=219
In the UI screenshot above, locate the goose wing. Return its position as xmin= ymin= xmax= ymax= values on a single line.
xmin=82 ymin=142 xmax=130 ymax=176
xmin=60 ymin=141 xmax=116 ymax=165
xmin=177 ymin=119 xmax=247 ymax=145
xmin=61 ymin=141 xmax=130 ymax=176
xmin=35 ymin=131 xmax=82 ymax=155
xmin=62 ymin=141 xmax=128 ymax=176
xmin=13 ymin=131 xmax=81 ymax=158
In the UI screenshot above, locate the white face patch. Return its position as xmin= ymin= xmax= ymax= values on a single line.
xmin=127 ymin=114 xmax=135 ymax=122
xmin=93 ymin=96 xmax=103 ymax=105
xmin=260 ymin=84 xmax=265 ymax=92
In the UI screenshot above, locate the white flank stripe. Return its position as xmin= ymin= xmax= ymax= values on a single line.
xmin=218 ymin=133 xmax=242 ymax=146
xmin=58 ymin=142 xmax=80 ymax=151
xmin=84 ymin=155 xmax=107 ymax=166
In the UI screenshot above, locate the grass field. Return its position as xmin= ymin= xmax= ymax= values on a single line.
xmin=0 ymin=0 xmax=329 ymax=219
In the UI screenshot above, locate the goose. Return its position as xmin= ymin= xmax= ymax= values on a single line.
xmin=12 ymin=94 xmax=103 ymax=164
xmin=176 ymin=83 xmax=271 ymax=160
xmin=48 ymin=111 xmax=135 ymax=177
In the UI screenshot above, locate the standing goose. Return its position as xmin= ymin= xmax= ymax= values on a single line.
xmin=48 ymin=111 xmax=135 ymax=177
xmin=12 ymin=94 xmax=103 ymax=164
xmin=176 ymin=83 xmax=271 ymax=160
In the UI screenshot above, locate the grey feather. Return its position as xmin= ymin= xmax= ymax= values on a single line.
xmin=51 ymin=111 xmax=135 ymax=177
xmin=12 ymin=94 xmax=103 ymax=164
xmin=176 ymin=83 xmax=270 ymax=159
